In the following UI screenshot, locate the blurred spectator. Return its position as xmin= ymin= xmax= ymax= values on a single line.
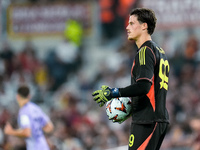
xmin=0 ymin=41 xmax=15 ymax=78
xmin=55 ymin=39 xmax=79 ymax=74
xmin=115 ymin=0 xmax=139 ymax=35
xmin=45 ymin=49 xmax=63 ymax=91
xmin=17 ymin=41 xmax=39 ymax=74
xmin=34 ymin=61 xmax=48 ymax=91
xmin=64 ymin=20 xmax=83 ymax=47
xmin=170 ymin=35 xmax=199 ymax=77
xmin=99 ymin=0 xmax=116 ymax=41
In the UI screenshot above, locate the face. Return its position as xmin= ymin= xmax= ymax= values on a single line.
xmin=16 ymin=94 xmax=20 ymax=104
xmin=126 ymin=15 xmax=145 ymax=41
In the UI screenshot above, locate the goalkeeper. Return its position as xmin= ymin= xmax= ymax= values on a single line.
xmin=92 ymin=8 xmax=170 ymax=150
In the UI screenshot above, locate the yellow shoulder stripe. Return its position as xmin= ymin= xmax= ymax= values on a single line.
xmin=139 ymin=46 xmax=146 ymax=65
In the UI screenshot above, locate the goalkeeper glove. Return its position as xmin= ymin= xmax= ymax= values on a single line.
xmin=92 ymin=85 xmax=120 ymax=107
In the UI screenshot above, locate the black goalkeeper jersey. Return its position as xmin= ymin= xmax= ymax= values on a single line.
xmin=131 ymin=40 xmax=169 ymax=124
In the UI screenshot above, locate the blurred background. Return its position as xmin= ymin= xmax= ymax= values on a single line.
xmin=0 ymin=0 xmax=200 ymax=150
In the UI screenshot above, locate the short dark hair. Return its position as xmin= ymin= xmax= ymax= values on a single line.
xmin=17 ymin=85 xmax=30 ymax=98
xmin=130 ymin=8 xmax=157 ymax=35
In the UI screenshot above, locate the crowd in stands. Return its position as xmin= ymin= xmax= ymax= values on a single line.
xmin=0 ymin=30 xmax=200 ymax=150
xmin=0 ymin=0 xmax=200 ymax=150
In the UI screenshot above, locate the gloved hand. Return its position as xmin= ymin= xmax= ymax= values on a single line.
xmin=92 ymin=85 xmax=120 ymax=107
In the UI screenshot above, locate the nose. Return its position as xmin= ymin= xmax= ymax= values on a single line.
xmin=126 ymin=24 xmax=129 ymax=30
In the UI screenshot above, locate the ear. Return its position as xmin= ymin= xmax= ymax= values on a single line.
xmin=16 ymin=94 xmax=20 ymax=103
xmin=142 ymin=23 xmax=148 ymax=30
xmin=16 ymin=94 xmax=19 ymax=100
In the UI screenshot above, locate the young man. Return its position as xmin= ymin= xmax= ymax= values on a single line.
xmin=92 ymin=8 xmax=170 ymax=150
xmin=4 ymin=85 xmax=54 ymax=150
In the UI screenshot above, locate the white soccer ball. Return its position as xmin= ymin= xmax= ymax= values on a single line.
xmin=105 ymin=97 xmax=132 ymax=123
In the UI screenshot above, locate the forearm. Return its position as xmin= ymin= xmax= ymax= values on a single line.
xmin=7 ymin=128 xmax=30 ymax=138
xmin=119 ymin=80 xmax=151 ymax=97
xmin=43 ymin=121 xmax=54 ymax=134
xmin=92 ymin=80 xmax=152 ymax=107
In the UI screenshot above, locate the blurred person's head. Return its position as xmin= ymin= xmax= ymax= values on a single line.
xmin=16 ymin=85 xmax=30 ymax=107
xmin=184 ymin=35 xmax=198 ymax=59
xmin=189 ymin=116 xmax=200 ymax=131
xmin=126 ymin=8 xmax=157 ymax=41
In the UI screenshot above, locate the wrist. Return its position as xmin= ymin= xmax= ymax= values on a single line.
xmin=111 ymin=88 xmax=121 ymax=98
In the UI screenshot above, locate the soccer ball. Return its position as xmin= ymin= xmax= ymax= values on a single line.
xmin=105 ymin=97 xmax=132 ymax=123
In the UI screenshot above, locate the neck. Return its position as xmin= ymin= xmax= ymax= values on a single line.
xmin=19 ymin=99 xmax=29 ymax=108
xmin=135 ymin=34 xmax=152 ymax=49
